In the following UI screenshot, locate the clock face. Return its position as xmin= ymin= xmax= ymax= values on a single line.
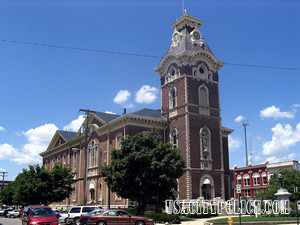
xmin=193 ymin=31 xmax=200 ymax=40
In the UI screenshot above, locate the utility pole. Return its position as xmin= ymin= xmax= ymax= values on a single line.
xmin=0 ymin=172 xmax=8 ymax=192
xmin=79 ymin=109 xmax=96 ymax=205
xmin=242 ymin=122 xmax=249 ymax=166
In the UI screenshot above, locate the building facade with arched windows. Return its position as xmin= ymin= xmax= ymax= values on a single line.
xmin=40 ymin=12 xmax=234 ymax=209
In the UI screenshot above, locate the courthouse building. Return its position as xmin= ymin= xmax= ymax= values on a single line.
xmin=40 ymin=12 xmax=233 ymax=208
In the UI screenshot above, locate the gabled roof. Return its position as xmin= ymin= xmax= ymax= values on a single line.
xmin=94 ymin=112 xmax=121 ymax=122
xmin=129 ymin=108 xmax=162 ymax=119
xmin=57 ymin=130 xmax=77 ymax=141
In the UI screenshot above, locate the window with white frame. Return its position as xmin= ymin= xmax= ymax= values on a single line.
xmin=237 ymin=175 xmax=242 ymax=185
xmin=88 ymin=140 xmax=98 ymax=168
xmin=90 ymin=188 xmax=95 ymax=202
xmin=170 ymin=88 xmax=177 ymax=109
xmin=244 ymin=175 xmax=250 ymax=186
xmin=115 ymin=133 xmax=122 ymax=149
xmin=171 ymin=129 xmax=178 ymax=148
xmin=104 ymin=150 xmax=107 ymax=163
xmin=253 ymin=174 xmax=260 ymax=186
xmin=63 ymin=154 xmax=67 ymax=166
xmin=72 ymin=152 xmax=77 ymax=172
xmin=72 ymin=186 xmax=76 ymax=202
xmin=244 ymin=189 xmax=251 ymax=197
xmin=262 ymin=173 xmax=267 ymax=185
xmin=98 ymin=184 xmax=103 ymax=202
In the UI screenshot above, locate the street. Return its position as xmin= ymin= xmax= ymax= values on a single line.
xmin=0 ymin=217 xmax=21 ymax=225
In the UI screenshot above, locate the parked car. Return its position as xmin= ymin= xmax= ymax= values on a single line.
xmin=7 ymin=209 xmax=20 ymax=218
xmin=87 ymin=210 xmax=154 ymax=225
xmin=3 ymin=208 xmax=13 ymax=217
xmin=60 ymin=205 xmax=100 ymax=225
xmin=21 ymin=205 xmax=58 ymax=225
xmin=79 ymin=208 xmax=105 ymax=225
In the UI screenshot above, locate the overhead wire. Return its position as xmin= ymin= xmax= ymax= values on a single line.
xmin=1 ymin=39 xmax=300 ymax=71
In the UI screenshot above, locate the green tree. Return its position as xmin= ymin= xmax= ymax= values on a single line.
xmin=12 ymin=164 xmax=74 ymax=205
xmin=102 ymin=132 xmax=185 ymax=215
xmin=255 ymin=169 xmax=300 ymax=201
xmin=0 ymin=183 xmax=14 ymax=206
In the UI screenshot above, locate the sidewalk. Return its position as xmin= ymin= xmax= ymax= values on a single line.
xmin=155 ymin=215 xmax=238 ymax=225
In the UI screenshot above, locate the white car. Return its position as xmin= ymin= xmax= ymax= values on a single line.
xmin=7 ymin=209 xmax=20 ymax=218
xmin=59 ymin=206 xmax=100 ymax=225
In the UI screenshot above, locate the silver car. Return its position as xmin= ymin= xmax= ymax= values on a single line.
xmin=7 ymin=209 xmax=20 ymax=218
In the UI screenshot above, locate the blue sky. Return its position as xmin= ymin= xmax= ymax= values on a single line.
xmin=0 ymin=0 xmax=299 ymax=180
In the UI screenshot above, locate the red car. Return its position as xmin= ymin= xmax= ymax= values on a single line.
xmin=21 ymin=205 xmax=59 ymax=225
xmin=87 ymin=210 xmax=154 ymax=225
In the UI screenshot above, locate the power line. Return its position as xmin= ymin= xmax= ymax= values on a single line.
xmin=1 ymin=39 xmax=300 ymax=71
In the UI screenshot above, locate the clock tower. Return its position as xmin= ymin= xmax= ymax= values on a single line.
xmin=156 ymin=13 xmax=233 ymax=200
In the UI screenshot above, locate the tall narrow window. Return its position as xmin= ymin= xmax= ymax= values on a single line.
xmin=116 ymin=133 xmax=123 ymax=149
xmin=171 ymin=129 xmax=178 ymax=148
xmin=170 ymin=88 xmax=177 ymax=109
xmin=98 ymin=184 xmax=103 ymax=202
xmin=199 ymin=86 xmax=208 ymax=107
xmin=73 ymin=152 xmax=77 ymax=172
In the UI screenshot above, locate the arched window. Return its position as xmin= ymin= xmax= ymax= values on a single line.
xmin=170 ymin=129 xmax=178 ymax=148
xmin=88 ymin=140 xmax=98 ymax=168
xmin=90 ymin=188 xmax=95 ymax=202
xmin=98 ymin=184 xmax=103 ymax=202
xmin=170 ymin=88 xmax=177 ymax=109
xmin=237 ymin=175 xmax=242 ymax=185
xmin=199 ymin=86 xmax=209 ymax=107
xmin=253 ymin=174 xmax=260 ymax=186
xmin=243 ymin=175 xmax=250 ymax=186
xmin=262 ymin=173 xmax=268 ymax=185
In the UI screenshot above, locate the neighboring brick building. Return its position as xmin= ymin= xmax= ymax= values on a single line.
xmin=233 ymin=160 xmax=300 ymax=199
xmin=233 ymin=163 xmax=268 ymax=199
xmin=40 ymin=12 xmax=233 ymax=209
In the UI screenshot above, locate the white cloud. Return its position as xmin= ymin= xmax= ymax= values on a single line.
xmin=260 ymin=105 xmax=295 ymax=119
xmin=262 ymin=122 xmax=300 ymax=155
xmin=265 ymin=153 xmax=296 ymax=163
xmin=0 ymin=123 xmax=58 ymax=164
xmin=265 ymin=156 xmax=281 ymax=163
xmin=113 ymin=89 xmax=131 ymax=105
xmin=234 ymin=115 xmax=245 ymax=123
xmin=228 ymin=135 xmax=242 ymax=152
xmin=0 ymin=144 xmax=18 ymax=159
xmin=135 ymin=85 xmax=159 ymax=104
xmin=63 ymin=115 xmax=85 ymax=132
xmin=0 ymin=168 xmax=7 ymax=172
xmin=105 ymin=111 xmax=116 ymax=115
xmin=292 ymin=104 xmax=300 ymax=108
xmin=0 ymin=126 xmax=5 ymax=132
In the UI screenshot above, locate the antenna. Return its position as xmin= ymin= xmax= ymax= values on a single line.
xmin=182 ymin=0 xmax=185 ymax=14
xmin=242 ymin=121 xmax=249 ymax=166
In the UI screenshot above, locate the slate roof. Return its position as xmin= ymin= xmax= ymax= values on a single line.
xmin=94 ymin=112 xmax=121 ymax=122
xmin=129 ymin=108 xmax=162 ymax=119
xmin=57 ymin=130 xmax=77 ymax=141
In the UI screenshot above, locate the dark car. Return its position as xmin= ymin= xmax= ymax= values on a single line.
xmin=79 ymin=209 xmax=105 ymax=225
xmin=21 ymin=205 xmax=58 ymax=225
xmin=87 ymin=210 xmax=154 ymax=225
xmin=3 ymin=209 xmax=13 ymax=217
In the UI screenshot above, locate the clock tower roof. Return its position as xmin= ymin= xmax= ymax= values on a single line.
xmin=168 ymin=13 xmax=213 ymax=56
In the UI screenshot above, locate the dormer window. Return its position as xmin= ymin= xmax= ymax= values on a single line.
xmin=193 ymin=63 xmax=209 ymax=80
